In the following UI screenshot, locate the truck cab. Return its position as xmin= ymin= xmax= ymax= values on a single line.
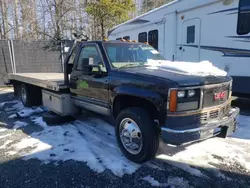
xmin=65 ymin=40 xmax=239 ymax=163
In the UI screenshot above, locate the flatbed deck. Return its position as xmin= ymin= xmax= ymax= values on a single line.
xmin=8 ymin=73 xmax=68 ymax=91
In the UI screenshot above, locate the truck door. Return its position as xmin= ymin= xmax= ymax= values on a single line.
xmin=70 ymin=43 xmax=110 ymax=114
xmin=181 ymin=18 xmax=201 ymax=62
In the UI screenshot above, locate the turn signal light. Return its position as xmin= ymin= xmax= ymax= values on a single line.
xmin=169 ymin=90 xmax=177 ymax=112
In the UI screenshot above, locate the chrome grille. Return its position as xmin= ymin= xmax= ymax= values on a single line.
xmin=196 ymin=112 xmax=208 ymax=122
xmin=210 ymin=110 xmax=219 ymax=119
xmin=195 ymin=103 xmax=231 ymax=124
xmin=203 ymin=83 xmax=230 ymax=108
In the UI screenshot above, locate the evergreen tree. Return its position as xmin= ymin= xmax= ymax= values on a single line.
xmin=141 ymin=0 xmax=174 ymax=13
xmin=86 ymin=0 xmax=135 ymax=39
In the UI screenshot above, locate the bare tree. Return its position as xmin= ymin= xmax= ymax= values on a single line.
xmin=38 ymin=0 xmax=80 ymax=40
xmin=0 ymin=0 xmax=137 ymax=40
xmin=13 ymin=0 xmax=20 ymax=39
xmin=0 ymin=0 xmax=10 ymax=39
xmin=0 ymin=1 xmax=3 ymax=39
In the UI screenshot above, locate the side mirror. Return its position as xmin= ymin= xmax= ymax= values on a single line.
xmin=91 ymin=65 xmax=102 ymax=76
xmin=81 ymin=58 xmax=102 ymax=76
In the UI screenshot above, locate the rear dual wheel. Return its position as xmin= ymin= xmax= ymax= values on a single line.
xmin=19 ymin=83 xmax=42 ymax=107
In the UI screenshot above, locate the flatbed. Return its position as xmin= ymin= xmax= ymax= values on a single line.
xmin=8 ymin=73 xmax=68 ymax=91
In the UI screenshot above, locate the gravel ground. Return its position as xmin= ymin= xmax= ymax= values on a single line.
xmin=0 ymin=89 xmax=250 ymax=188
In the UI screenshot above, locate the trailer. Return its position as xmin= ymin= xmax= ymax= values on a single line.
xmin=6 ymin=39 xmax=239 ymax=163
xmin=109 ymin=0 xmax=250 ymax=96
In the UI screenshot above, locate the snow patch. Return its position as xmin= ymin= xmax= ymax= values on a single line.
xmin=142 ymin=175 xmax=192 ymax=187
xmin=0 ymin=128 xmax=7 ymax=133
xmin=13 ymin=121 xmax=29 ymax=130
xmin=5 ymin=102 xmax=24 ymax=112
xmin=146 ymin=60 xmax=227 ymax=77
xmin=17 ymin=107 xmax=45 ymax=118
xmin=6 ymin=151 xmax=17 ymax=155
xmin=157 ymin=138 xmax=250 ymax=179
xmin=167 ymin=177 xmax=193 ymax=188
xmin=12 ymin=136 xmax=51 ymax=153
xmin=0 ymin=100 xmax=19 ymax=108
xmin=31 ymin=116 xmax=48 ymax=128
xmin=7 ymin=118 xmax=139 ymax=177
xmin=0 ymin=140 xmax=13 ymax=149
xmin=142 ymin=175 xmax=167 ymax=187
xmin=155 ymin=114 xmax=250 ymax=179
xmin=3 ymin=101 xmax=45 ymax=118
xmin=8 ymin=114 xmax=17 ymax=119
xmin=0 ymin=133 xmax=11 ymax=139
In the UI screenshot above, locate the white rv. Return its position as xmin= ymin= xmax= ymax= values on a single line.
xmin=109 ymin=0 xmax=250 ymax=95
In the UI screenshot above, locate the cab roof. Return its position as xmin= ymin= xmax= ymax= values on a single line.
xmin=81 ymin=40 xmax=146 ymax=45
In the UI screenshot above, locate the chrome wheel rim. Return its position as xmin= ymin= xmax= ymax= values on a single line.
xmin=21 ymin=87 xmax=27 ymax=104
xmin=119 ymin=118 xmax=142 ymax=155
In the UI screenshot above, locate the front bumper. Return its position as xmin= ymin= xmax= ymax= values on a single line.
xmin=161 ymin=107 xmax=239 ymax=145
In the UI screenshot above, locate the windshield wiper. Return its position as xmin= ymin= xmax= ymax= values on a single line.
xmin=118 ymin=63 xmax=146 ymax=69
xmin=118 ymin=63 xmax=140 ymax=69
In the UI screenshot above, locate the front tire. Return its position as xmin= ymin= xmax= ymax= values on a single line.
xmin=115 ymin=107 xmax=159 ymax=163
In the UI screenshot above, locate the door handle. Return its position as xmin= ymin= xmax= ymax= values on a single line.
xmin=72 ymin=76 xmax=78 ymax=81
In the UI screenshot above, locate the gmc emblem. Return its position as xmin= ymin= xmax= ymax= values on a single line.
xmin=214 ymin=91 xmax=226 ymax=100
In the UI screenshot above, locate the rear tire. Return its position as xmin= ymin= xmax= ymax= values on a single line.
xmin=115 ymin=107 xmax=159 ymax=163
xmin=13 ymin=82 xmax=21 ymax=98
xmin=20 ymin=83 xmax=42 ymax=107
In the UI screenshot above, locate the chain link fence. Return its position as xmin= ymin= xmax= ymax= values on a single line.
xmin=0 ymin=40 xmax=72 ymax=86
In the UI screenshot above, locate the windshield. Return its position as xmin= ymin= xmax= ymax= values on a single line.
xmin=103 ymin=43 xmax=166 ymax=68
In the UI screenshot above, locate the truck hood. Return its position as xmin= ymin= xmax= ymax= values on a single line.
xmin=122 ymin=66 xmax=231 ymax=87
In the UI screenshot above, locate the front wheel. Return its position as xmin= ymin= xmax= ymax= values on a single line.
xmin=115 ymin=107 xmax=159 ymax=163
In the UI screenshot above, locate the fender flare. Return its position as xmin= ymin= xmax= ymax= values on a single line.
xmin=111 ymin=85 xmax=165 ymax=112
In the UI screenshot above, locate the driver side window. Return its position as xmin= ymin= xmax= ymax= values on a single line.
xmin=77 ymin=45 xmax=104 ymax=71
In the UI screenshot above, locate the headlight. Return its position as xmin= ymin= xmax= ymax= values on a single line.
xmin=188 ymin=90 xmax=195 ymax=97
xmin=169 ymin=88 xmax=200 ymax=112
xmin=177 ymin=90 xmax=196 ymax=98
xmin=177 ymin=91 xmax=185 ymax=98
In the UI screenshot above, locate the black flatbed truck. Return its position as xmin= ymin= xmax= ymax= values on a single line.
xmin=7 ymin=40 xmax=239 ymax=163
